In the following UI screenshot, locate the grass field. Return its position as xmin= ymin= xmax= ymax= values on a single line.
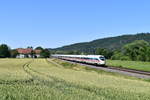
xmin=0 ymin=58 xmax=150 ymax=100
xmin=107 ymin=60 xmax=150 ymax=71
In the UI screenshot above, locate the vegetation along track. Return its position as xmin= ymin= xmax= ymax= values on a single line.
xmin=57 ymin=59 xmax=150 ymax=78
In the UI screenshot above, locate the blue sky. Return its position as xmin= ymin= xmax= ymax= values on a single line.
xmin=0 ymin=0 xmax=150 ymax=48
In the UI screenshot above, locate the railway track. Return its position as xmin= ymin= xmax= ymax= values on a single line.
xmin=106 ymin=66 xmax=150 ymax=76
xmin=57 ymin=59 xmax=150 ymax=79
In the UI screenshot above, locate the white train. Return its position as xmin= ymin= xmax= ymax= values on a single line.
xmin=52 ymin=54 xmax=106 ymax=66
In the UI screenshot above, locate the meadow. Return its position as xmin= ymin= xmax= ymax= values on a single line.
xmin=107 ymin=60 xmax=150 ymax=71
xmin=0 ymin=58 xmax=150 ymax=100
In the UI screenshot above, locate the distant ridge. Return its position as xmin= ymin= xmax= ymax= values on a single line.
xmin=53 ymin=33 xmax=150 ymax=53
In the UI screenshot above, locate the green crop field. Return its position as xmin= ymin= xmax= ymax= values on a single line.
xmin=0 ymin=58 xmax=150 ymax=100
xmin=107 ymin=60 xmax=150 ymax=71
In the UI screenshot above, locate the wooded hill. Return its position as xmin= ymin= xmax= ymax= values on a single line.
xmin=53 ymin=33 xmax=150 ymax=53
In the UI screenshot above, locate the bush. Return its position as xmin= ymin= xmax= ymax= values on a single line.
xmin=111 ymin=51 xmax=123 ymax=60
xmin=120 ymin=56 xmax=131 ymax=61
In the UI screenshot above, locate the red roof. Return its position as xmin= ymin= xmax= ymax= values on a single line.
xmin=17 ymin=48 xmax=32 ymax=54
xmin=17 ymin=48 xmax=42 ymax=54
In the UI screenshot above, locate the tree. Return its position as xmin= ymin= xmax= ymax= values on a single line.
xmin=0 ymin=44 xmax=11 ymax=58
xmin=35 ymin=46 xmax=44 ymax=50
xmin=146 ymin=47 xmax=150 ymax=61
xmin=10 ymin=49 xmax=18 ymax=58
xmin=27 ymin=46 xmax=33 ymax=49
xmin=111 ymin=50 xmax=122 ymax=60
xmin=95 ymin=48 xmax=113 ymax=59
xmin=123 ymin=40 xmax=149 ymax=61
xmin=40 ymin=49 xmax=50 ymax=58
xmin=111 ymin=40 xmax=150 ymax=61
xmin=30 ymin=50 xmax=35 ymax=58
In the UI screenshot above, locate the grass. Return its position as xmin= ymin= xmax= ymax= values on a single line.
xmin=0 ymin=58 xmax=150 ymax=100
xmin=107 ymin=60 xmax=150 ymax=71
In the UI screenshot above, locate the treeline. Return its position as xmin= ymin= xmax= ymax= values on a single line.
xmin=1 ymin=39 xmax=150 ymax=61
xmin=0 ymin=44 xmax=11 ymax=58
xmin=111 ymin=40 xmax=150 ymax=61
xmin=53 ymin=40 xmax=150 ymax=62
xmin=0 ymin=45 xmax=50 ymax=58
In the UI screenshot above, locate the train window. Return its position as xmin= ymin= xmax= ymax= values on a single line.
xmin=93 ymin=58 xmax=98 ymax=60
xmin=99 ymin=57 xmax=105 ymax=61
xmin=96 ymin=58 xmax=99 ymax=60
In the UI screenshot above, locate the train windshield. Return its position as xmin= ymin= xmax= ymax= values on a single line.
xmin=99 ymin=57 xmax=105 ymax=61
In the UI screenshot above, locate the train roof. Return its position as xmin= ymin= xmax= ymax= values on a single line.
xmin=52 ymin=54 xmax=104 ymax=58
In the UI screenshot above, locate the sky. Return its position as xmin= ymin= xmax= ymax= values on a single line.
xmin=0 ymin=0 xmax=150 ymax=49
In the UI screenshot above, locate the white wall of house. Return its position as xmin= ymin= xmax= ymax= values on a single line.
xmin=36 ymin=54 xmax=40 ymax=58
xmin=16 ymin=54 xmax=41 ymax=58
xmin=16 ymin=54 xmax=32 ymax=58
xmin=28 ymin=55 xmax=32 ymax=58
xmin=16 ymin=54 xmax=25 ymax=58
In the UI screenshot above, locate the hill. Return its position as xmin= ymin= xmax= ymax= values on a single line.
xmin=53 ymin=33 xmax=150 ymax=53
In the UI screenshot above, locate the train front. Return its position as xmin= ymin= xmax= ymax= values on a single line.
xmin=98 ymin=56 xmax=106 ymax=65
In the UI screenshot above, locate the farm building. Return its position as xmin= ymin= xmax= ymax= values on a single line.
xmin=16 ymin=48 xmax=42 ymax=58
xmin=34 ymin=49 xmax=41 ymax=58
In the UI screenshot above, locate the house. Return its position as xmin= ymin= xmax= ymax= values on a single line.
xmin=16 ymin=48 xmax=42 ymax=58
xmin=34 ymin=49 xmax=41 ymax=58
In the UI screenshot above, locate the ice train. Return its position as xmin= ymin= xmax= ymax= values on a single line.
xmin=52 ymin=54 xmax=106 ymax=66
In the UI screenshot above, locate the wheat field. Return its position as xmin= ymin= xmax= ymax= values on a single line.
xmin=0 ymin=58 xmax=150 ymax=100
